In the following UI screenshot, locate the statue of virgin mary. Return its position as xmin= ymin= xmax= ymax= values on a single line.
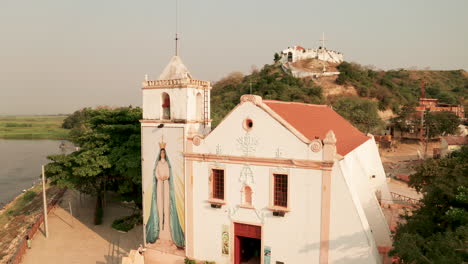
xmin=145 ymin=139 xmax=185 ymax=248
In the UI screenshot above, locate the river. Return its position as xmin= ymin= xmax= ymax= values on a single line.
xmin=0 ymin=139 xmax=74 ymax=207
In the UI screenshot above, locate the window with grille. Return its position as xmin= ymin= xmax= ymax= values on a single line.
xmin=212 ymin=169 xmax=225 ymax=200
xmin=274 ymin=174 xmax=288 ymax=207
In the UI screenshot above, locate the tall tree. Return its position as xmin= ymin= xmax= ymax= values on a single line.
xmin=46 ymin=107 xmax=142 ymax=223
xmin=390 ymin=146 xmax=468 ymax=263
xmin=424 ymin=111 xmax=461 ymax=138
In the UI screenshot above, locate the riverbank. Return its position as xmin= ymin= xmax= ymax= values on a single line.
xmin=0 ymin=183 xmax=66 ymax=263
xmin=21 ymin=190 xmax=142 ymax=264
xmin=0 ymin=115 xmax=69 ymax=140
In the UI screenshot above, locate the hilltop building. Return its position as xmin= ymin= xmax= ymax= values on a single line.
xmin=279 ymin=34 xmax=344 ymax=78
xmin=391 ymin=83 xmax=465 ymax=140
xmin=280 ymin=45 xmax=344 ymax=64
xmin=415 ymin=98 xmax=465 ymax=119
xmin=139 ymin=56 xmax=393 ymax=264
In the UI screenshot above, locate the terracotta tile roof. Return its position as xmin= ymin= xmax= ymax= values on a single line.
xmin=263 ymin=100 xmax=370 ymax=156
xmin=442 ymin=136 xmax=468 ymax=146
xmin=295 ymin=46 xmax=305 ymax=51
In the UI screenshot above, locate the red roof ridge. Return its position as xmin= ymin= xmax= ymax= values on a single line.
xmin=263 ymin=99 xmax=329 ymax=108
xmin=263 ymin=98 xmax=370 ymax=156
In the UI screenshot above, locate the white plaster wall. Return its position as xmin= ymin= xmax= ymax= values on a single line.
xmin=281 ymin=47 xmax=344 ymax=64
xmin=143 ymin=87 xmax=210 ymax=122
xmin=185 ymin=87 xmax=210 ymax=121
xmin=329 ymin=164 xmax=381 ymax=264
xmin=142 ymin=88 xmax=187 ymax=120
xmin=193 ymin=102 xmax=323 ymax=161
xmin=191 ymin=162 xmax=323 ymax=263
xmin=339 ymin=139 xmax=393 ymax=247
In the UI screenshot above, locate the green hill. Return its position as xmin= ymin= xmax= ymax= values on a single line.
xmin=211 ymin=61 xmax=467 ymax=133
xmin=336 ymin=62 xmax=467 ymax=111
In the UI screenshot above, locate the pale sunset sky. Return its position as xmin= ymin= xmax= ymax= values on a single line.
xmin=0 ymin=0 xmax=467 ymax=115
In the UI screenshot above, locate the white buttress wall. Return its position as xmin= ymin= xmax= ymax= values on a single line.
xmin=329 ymin=163 xmax=382 ymax=264
xmin=339 ymin=139 xmax=393 ymax=247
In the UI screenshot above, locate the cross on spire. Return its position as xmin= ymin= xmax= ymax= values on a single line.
xmin=319 ymin=32 xmax=327 ymax=49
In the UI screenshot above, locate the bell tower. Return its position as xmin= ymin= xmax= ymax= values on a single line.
xmin=142 ymin=55 xmax=212 ymax=135
xmin=141 ymin=55 xmax=211 ymax=250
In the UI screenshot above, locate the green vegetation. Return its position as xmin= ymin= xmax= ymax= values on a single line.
xmin=46 ymin=107 xmax=142 ymax=225
xmin=336 ymin=62 xmax=468 ymax=112
xmin=0 ymin=115 xmax=69 ymax=139
xmin=0 ymin=185 xmax=65 ymax=263
xmin=332 ymin=97 xmax=384 ymax=133
xmin=390 ymin=147 xmax=468 ymax=263
xmin=0 ymin=185 xmax=44 ymax=227
xmin=212 ymin=64 xmax=324 ymax=126
xmin=112 ymin=214 xmax=142 ymax=232
xmin=425 ymin=111 xmax=461 ymax=138
xmin=211 ymin=63 xmax=385 ymax=133
xmin=184 ymin=257 xmax=215 ymax=264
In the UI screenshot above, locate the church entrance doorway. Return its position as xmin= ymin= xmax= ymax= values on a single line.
xmin=234 ymin=223 xmax=261 ymax=264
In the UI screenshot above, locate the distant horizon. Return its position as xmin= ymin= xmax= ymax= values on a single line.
xmin=1 ymin=0 xmax=467 ymax=115
xmin=0 ymin=61 xmax=466 ymax=116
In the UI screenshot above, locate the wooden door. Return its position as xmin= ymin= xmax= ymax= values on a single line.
xmin=234 ymin=223 xmax=261 ymax=264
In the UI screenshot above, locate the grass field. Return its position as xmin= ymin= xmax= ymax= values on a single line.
xmin=0 ymin=115 xmax=69 ymax=139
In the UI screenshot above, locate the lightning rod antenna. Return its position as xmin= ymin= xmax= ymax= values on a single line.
xmin=175 ymin=0 xmax=179 ymax=56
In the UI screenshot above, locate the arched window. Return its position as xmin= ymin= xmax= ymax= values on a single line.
xmin=161 ymin=93 xmax=171 ymax=120
xmin=196 ymin=93 xmax=203 ymax=120
xmin=287 ymin=52 xmax=293 ymax=62
xmin=243 ymin=186 xmax=253 ymax=207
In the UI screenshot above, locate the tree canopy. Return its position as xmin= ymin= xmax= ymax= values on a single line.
xmin=46 ymin=107 xmax=142 ymax=222
xmin=424 ymin=111 xmax=461 ymax=138
xmin=390 ymin=146 xmax=468 ymax=263
xmin=211 ymin=64 xmax=324 ymax=126
xmin=332 ymin=97 xmax=384 ymax=134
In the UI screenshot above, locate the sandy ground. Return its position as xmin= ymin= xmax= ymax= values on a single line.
xmin=387 ymin=179 xmax=422 ymax=200
xmin=143 ymin=248 xmax=185 ymax=264
xmin=21 ymin=190 xmax=142 ymax=264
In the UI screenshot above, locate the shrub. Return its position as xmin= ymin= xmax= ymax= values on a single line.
xmin=112 ymin=214 xmax=142 ymax=232
xmin=22 ymin=191 xmax=36 ymax=203
xmin=184 ymin=258 xmax=196 ymax=264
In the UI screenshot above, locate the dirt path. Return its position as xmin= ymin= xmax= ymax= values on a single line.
xmin=21 ymin=190 xmax=142 ymax=264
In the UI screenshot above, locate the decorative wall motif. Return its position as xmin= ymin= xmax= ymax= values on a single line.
xmin=310 ymin=139 xmax=323 ymax=152
xmin=236 ymin=133 xmax=258 ymax=156
xmin=221 ymin=225 xmax=229 ymax=255
xmin=275 ymin=147 xmax=283 ymax=158
xmin=239 ymin=165 xmax=254 ymax=185
xmin=216 ymin=144 xmax=222 ymax=155
xmin=192 ymin=135 xmax=202 ymax=146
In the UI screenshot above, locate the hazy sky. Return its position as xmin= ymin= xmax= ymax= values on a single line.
xmin=1 ymin=0 xmax=467 ymax=115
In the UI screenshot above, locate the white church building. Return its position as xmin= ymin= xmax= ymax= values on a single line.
xmin=280 ymin=45 xmax=344 ymax=64
xmin=140 ymin=56 xmax=393 ymax=264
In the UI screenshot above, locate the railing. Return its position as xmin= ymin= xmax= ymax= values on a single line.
xmin=7 ymin=188 xmax=67 ymax=264
xmin=390 ymin=192 xmax=420 ymax=206
xmin=143 ymin=79 xmax=210 ymax=88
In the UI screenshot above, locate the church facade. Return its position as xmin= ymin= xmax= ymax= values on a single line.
xmin=141 ymin=56 xmax=392 ymax=264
